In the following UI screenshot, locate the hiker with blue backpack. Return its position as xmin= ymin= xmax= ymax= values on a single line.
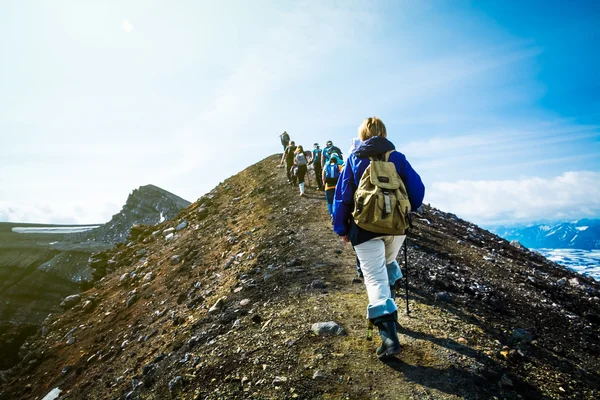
xmin=323 ymin=154 xmax=343 ymax=218
xmin=333 ymin=117 xmax=425 ymax=360
xmin=321 ymin=140 xmax=343 ymax=169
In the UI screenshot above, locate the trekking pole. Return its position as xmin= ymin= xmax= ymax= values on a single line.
xmin=404 ymin=207 xmax=413 ymax=316
xmin=336 ymin=235 xmax=342 ymax=254
xmin=404 ymin=237 xmax=409 ymax=316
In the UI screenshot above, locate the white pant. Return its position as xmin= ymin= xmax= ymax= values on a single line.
xmin=354 ymin=235 xmax=405 ymax=319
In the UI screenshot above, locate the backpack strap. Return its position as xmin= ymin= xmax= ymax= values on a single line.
xmin=369 ymin=152 xmax=389 ymax=162
xmin=384 ymin=150 xmax=394 ymax=162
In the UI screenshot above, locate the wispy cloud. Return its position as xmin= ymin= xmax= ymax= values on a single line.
xmin=1 ymin=1 xmax=598 ymax=225
xmin=0 ymin=201 xmax=116 ymax=225
xmin=159 ymin=2 xmax=373 ymax=182
xmin=427 ymin=171 xmax=600 ymax=225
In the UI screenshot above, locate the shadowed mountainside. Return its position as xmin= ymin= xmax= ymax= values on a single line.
xmin=1 ymin=155 xmax=599 ymax=399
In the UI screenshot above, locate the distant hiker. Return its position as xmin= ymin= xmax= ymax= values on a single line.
xmin=312 ymin=143 xmax=324 ymax=191
xmin=333 ymin=117 xmax=425 ymax=359
xmin=280 ymin=131 xmax=290 ymax=151
xmin=281 ymin=141 xmax=297 ymax=185
xmin=322 ymin=140 xmax=343 ymax=168
xmin=323 ymin=154 xmax=343 ymax=218
xmin=294 ymin=145 xmax=308 ymax=196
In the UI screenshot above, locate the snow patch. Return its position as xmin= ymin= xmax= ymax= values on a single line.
xmin=42 ymin=388 xmax=62 ymax=400
xmin=535 ymin=248 xmax=600 ymax=281
xmin=159 ymin=211 xmax=165 ymax=223
xmin=576 ymin=226 xmax=588 ymax=231
xmin=570 ymin=235 xmax=578 ymax=243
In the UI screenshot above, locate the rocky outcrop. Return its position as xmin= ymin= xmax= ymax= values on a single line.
xmin=78 ymin=184 xmax=190 ymax=244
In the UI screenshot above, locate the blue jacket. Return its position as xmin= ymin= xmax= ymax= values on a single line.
xmin=333 ymin=136 xmax=425 ymax=246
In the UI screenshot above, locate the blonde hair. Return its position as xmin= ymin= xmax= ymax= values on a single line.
xmin=295 ymin=145 xmax=304 ymax=154
xmin=358 ymin=117 xmax=387 ymax=141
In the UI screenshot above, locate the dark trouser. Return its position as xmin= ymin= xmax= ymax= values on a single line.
xmin=282 ymin=140 xmax=289 ymax=151
xmin=325 ymin=189 xmax=335 ymax=215
xmin=314 ymin=164 xmax=323 ymax=189
xmin=297 ymin=165 xmax=307 ymax=184
xmin=286 ymin=159 xmax=294 ymax=182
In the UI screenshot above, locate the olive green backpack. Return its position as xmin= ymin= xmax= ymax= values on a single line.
xmin=352 ymin=151 xmax=411 ymax=235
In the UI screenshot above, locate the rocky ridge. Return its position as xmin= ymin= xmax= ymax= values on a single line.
xmin=77 ymin=184 xmax=191 ymax=244
xmin=0 ymin=155 xmax=599 ymax=399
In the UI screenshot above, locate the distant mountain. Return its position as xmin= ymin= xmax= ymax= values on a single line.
xmin=0 ymin=185 xmax=191 ymax=364
xmin=78 ymin=184 xmax=191 ymax=243
xmin=493 ymin=219 xmax=600 ymax=250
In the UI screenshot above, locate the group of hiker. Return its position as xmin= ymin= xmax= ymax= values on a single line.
xmin=279 ymin=118 xmax=425 ymax=361
xmin=280 ymin=132 xmax=344 ymax=200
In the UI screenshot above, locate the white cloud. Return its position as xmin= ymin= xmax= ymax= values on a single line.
xmin=0 ymin=202 xmax=115 ymax=225
xmin=427 ymin=171 xmax=600 ymax=225
xmin=121 ymin=20 xmax=133 ymax=33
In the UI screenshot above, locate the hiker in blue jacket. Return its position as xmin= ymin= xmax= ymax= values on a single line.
xmin=333 ymin=117 xmax=425 ymax=359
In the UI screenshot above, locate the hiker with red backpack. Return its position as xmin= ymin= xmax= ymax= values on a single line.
xmin=333 ymin=117 xmax=425 ymax=359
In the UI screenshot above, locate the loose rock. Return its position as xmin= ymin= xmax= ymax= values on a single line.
xmin=240 ymin=299 xmax=251 ymax=306
xmin=312 ymin=370 xmax=326 ymax=380
xmin=168 ymin=376 xmax=183 ymax=394
xmin=311 ymin=321 xmax=346 ymax=336
xmin=310 ymin=280 xmax=327 ymax=289
xmin=60 ymin=295 xmax=81 ymax=310
xmin=512 ymin=328 xmax=533 ymax=344
xmin=208 ymin=297 xmax=226 ymax=313
xmin=142 ymin=272 xmax=154 ymax=282
xmin=435 ymin=292 xmax=452 ymax=302
xmin=126 ymin=294 xmax=138 ymax=308
xmin=272 ymin=376 xmax=288 ymax=386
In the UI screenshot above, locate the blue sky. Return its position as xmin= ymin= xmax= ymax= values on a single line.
xmin=1 ymin=0 xmax=599 ymax=226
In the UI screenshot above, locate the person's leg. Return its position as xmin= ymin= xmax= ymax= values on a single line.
xmin=298 ymin=166 xmax=306 ymax=184
xmin=354 ymin=238 xmax=401 ymax=358
xmin=298 ymin=166 xmax=306 ymax=194
xmin=353 ymin=239 xmax=396 ymax=319
xmin=286 ymin=161 xmax=293 ymax=182
xmin=383 ymin=235 xmax=406 ymax=298
xmin=325 ymin=189 xmax=334 ymax=215
xmin=314 ymin=166 xmax=323 ymax=189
